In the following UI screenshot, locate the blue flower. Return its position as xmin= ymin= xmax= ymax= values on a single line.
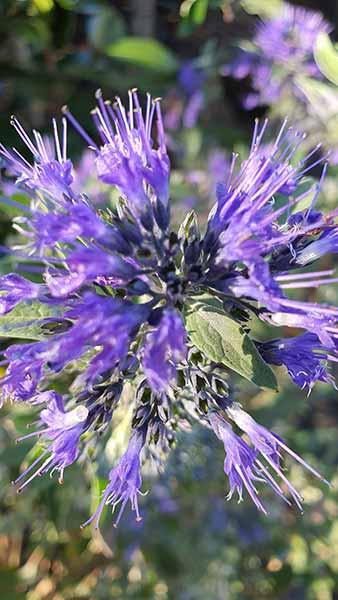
xmin=210 ymin=407 xmax=327 ymax=513
xmin=297 ymin=228 xmax=338 ymax=265
xmin=224 ymin=3 xmax=331 ymax=109
xmin=46 ymin=247 xmax=138 ymax=297
xmin=0 ymin=274 xmax=41 ymax=314
xmin=65 ymin=90 xmax=170 ymax=231
xmin=255 ymin=5 xmax=331 ymax=66
xmin=209 ymin=411 xmax=269 ymax=513
xmin=143 ymin=308 xmax=187 ymax=394
xmin=1 ymin=355 xmax=44 ymax=405
xmin=0 ymin=117 xmax=75 ymax=198
xmin=1 ymin=91 xmax=337 ymax=526
xmin=82 ymin=428 xmax=145 ymax=529
xmin=14 ymin=392 xmax=88 ymax=491
xmin=257 ymin=333 xmax=336 ymax=392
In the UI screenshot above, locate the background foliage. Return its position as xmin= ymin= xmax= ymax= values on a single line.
xmin=0 ymin=1 xmax=338 ymax=598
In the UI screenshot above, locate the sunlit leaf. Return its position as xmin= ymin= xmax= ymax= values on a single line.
xmin=241 ymin=0 xmax=282 ymax=18
xmin=0 ymin=301 xmax=63 ymax=340
xmin=314 ymin=32 xmax=338 ymax=86
xmin=185 ymin=296 xmax=278 ymax=390
xmin=105 ymin=37 xmax=178 ymax=73
xmin=32 ymin=0 xmax=54 ymax=13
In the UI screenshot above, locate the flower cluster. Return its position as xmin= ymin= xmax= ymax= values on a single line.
xmin=224 ymin=4 xmax=331 ymax=109
xmin=1 ymin=90 xmax=338 ymax=527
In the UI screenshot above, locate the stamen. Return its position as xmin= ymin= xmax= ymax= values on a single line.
xmin=62 ymin=106 xmax=99 ymax=150
xmin=10 ymin=117 xmax=38 ymax=156
xmin=52 ymin=119 xmax=63 ymax=163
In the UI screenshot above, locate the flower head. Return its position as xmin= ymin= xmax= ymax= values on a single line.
xmin=255 ymin=4 xmax=331 ymax=65
xmin=0 ymin=92 xmax=337 ymax=527
xmin=65 ymin=89 xmax=170 ymax=230
xmin=0 ymin=117 xmax=75 ymax=199
xmin=224 ymin=4 xmax=332 ymax=109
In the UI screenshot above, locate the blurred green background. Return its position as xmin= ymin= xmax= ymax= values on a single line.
xmin=1 ymin=1 xmax=338 ymax=598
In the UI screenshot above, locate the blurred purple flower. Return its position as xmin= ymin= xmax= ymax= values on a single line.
xmin=224 ymin=4 xmax=331 ymax=109
xmin=165 ymin=61 xmax=205 ymax=131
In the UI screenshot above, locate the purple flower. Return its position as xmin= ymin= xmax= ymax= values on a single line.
xmin=228 ymin=262 xmax=283 ymax=312
xmin=0 ymin=274 xmax=41 ymax=314
xmin=210 ymin=408 xmax=326 ymax=513
xmin=209 ymin=411 xmax=269 ymax=513
xmin=297 ymin=228 xmax=338 ymax=266
xmin=0 ymin=293 xmax=150 ymax=405
xmin=82 ymin=429 xmax=145 ymax=529
xmin=1 ymin=92 xmax=338 ymax=527
xmin=164 ymin=61 xmax=205 ymax=131
xmin=1 ymin=357 xmax=44 ymax=405
xmin=13 ymin=392 xmax=88 ymax=491
xmin=227 ymin=404 xmax=327 ymax=502
xmin=46 ymin=247 xmax=138 ymax=297
xmin=203 ymin=121 xmax=338 ymax=348
xmin=13 ymin=201 xmax=110 ymax=258
xmin=143 ymin=309 xmax=187 ymax=394
xmin=254 ymin=5 xmax=331 ymax=66
xmin=224 ymin=4 xmax=332 ymax=109
xmin=65 ymin=90 xmax=170 ymax=231
xmin=257 ymin=333 xmax=335 ymax=392
xmin=0 ymin=117 xmax=75 ymax=199
xmin=204 ymin=121 xmax=304 ymax=254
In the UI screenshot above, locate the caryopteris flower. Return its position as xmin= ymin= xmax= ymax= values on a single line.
xmin=257 ymin=333 xmax=336 ymax=393
xmin=14 ymin=392 xmax=88 ymax=491
xmin=1 ymin=91 xmax=337 ymax=527
xmin=81 ymin=428 xmax=145 ymax=529
xmin=224 ymin=4 xmax=331 ymax=109
xmin=209 ymin=407 xmax=327 ymax=514
xmin=164 ymin=60 xmax=205 ymax=131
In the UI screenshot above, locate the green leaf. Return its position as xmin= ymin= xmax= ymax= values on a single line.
xmin=32 ymin=0 xmax=54 ymax=12
xmin=240 ymin=0 xmax=282 ymax=18
xmin=314 ymin=32 xmax=338 ymax=86
xmin=180 ymin=0 xmax=209 ymax=25
xmin=105 ymin=37 xmax=178 ymax=73
xmin=90 ymin=473 xmax=108 ymax=516
xmin=0 ymin=193 xmax=31 ymax=219
xmin=88 ymin=7 xmax=125 ymax=51
xmin=185 ymin=298 xmax=278 ymax=390
xmin=178 ymin=209 xmax=200 ymax=241
xmin=182 ymin=127 xmax=202 ymax=159
xmin=0 ymin=300 xmax=63 ymax=340
xmin=290 ymin=177 xmax=317 ymax=214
